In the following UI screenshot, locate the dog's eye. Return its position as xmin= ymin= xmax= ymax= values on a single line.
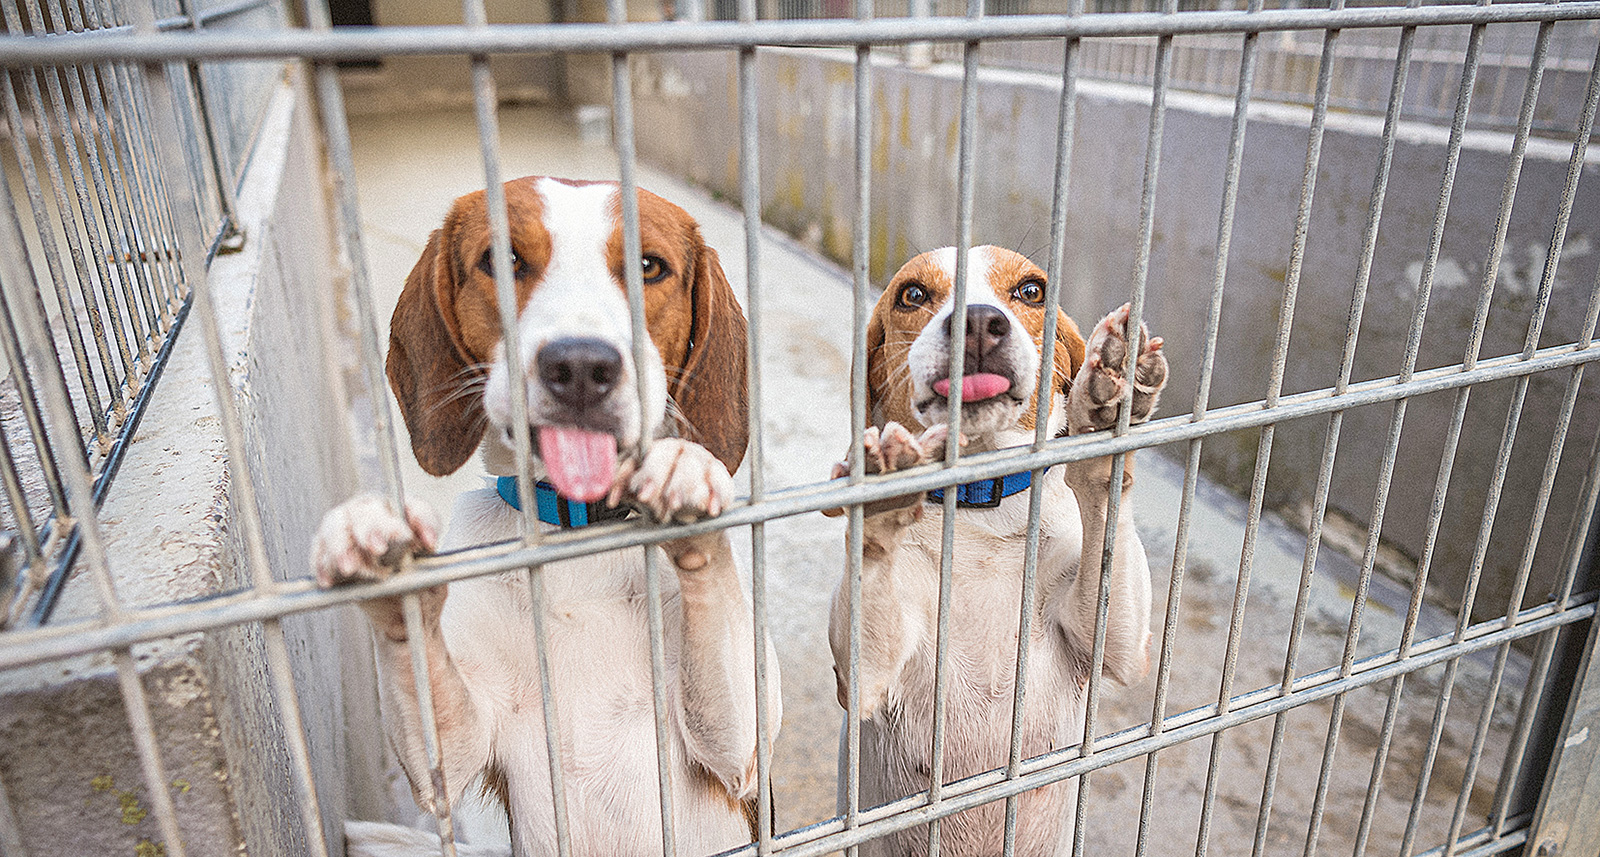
xmin=1013 ymin=279 xmax=1045 ymax=305
xmin=641 ymin=255 xmax=670 ymax=284
xmin=896 ymin=282 xmax=929 ymax=309
xmin=477 ymin=248 xmax=528 ymax=279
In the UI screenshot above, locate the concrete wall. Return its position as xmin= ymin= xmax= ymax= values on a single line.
xmin=0 ymin=72 xmax=384 ymax=856
xmin=632 ymin=47 xmax=1600 ymax=620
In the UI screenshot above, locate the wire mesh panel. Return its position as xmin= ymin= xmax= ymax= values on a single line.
xmin=0 ymin=0 xmax=1597 ymax=856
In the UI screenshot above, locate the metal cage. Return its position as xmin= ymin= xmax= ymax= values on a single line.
xmin=0 ymin=0 xmax=1598 ymax=855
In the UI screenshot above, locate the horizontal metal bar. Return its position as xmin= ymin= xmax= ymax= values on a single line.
xmin=4 ymin=2 xmax=1600 ymax=64
xmin=155 ymin=0 xmax=276 ymax=31
xmin=723 ymin=598 xmax=1592 ymax=857
xmin=0 ymin=338 xmax=1593 ymax=661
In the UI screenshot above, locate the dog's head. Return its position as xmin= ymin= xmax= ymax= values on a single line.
xmin=865 ymin=246 xmax=1086 ymax=448
xmin=385 ymin=176 xmax=748 ymax=500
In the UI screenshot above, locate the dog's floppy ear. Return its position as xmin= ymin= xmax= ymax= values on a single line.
xmin=864 ymin=308 xmax=888 ymax=429
xmin=386 ymin=225 xmax=488 ymax=476
xmin=669 ymin=241 xmax=749 ymax=474
xmin=1053 ymin=307 xmax=1087 ymax=396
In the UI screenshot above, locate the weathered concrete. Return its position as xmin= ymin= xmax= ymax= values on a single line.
xmin=0 ymin=72 xmax=382 ymax=856
xmin=631 ymin=46 xmax=1600 ymax=625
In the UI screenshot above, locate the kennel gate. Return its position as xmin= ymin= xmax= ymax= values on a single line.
xmin=1 ymin=0 xmax=1599 ymax=855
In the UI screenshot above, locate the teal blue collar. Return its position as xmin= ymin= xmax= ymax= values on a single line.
xmin=495 ymin=476 xmax=630 ymax=528
xmin=927 ymin=469 xmax=1042 ymax=508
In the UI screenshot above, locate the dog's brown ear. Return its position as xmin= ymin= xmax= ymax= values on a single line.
xmin=386 ymin=226 xmax=489 ymax=476
xmin=863 ymin=309 xmax=888 ymax=429
xmin=1053 ymin=307 xmax=1087 ymax=396
xmin=670 ymin=242 xmax=749 ymax=474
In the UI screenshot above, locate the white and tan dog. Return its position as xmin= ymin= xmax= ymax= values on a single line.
xmin=829 ymin=246 xmax=1167 ymax=857
xmin=312 ymin=177 xmax=777 ymax=857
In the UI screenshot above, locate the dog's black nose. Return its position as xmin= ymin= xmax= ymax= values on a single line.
xmin=945 ymin=304 xmax=1010 ymax=367
xmin=537 ymin=337 xmax=623 ymax=407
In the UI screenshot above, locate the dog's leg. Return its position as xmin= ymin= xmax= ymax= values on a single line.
xmin=1057 ymin=305 xmax=1168 ymax=685
xmin=616 ymin=438 xmax=777 ymax=800
xmin=313 ymin=494 xmax=491 ymax=813
xmin=828 ymin=423 xmax=946 ymax=719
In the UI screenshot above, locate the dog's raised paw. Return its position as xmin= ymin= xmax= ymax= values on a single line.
xmin=617 ymin=438 xmax=735 ymax=523
xmin=311 ymin=493 xmax=440 ymax=588
xmin=1068 ymin=304 xmax=1168 ymax=435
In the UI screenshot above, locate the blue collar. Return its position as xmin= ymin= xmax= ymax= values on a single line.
xmin=496 ymin=475 xmax=631 ymax=528
xmin=927 ymin=469 xmax=1043 ymax=509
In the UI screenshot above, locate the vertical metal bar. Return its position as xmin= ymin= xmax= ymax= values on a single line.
xmin=0 ymin=766 xmax=27 ymax=857
xmin=75 ymin=0 xmax=158 ymax=361
xmin=0 ymin=2 xmax=109 ymax=447
xmin=1401 ymin=15 xmax=1548 ymax=856
xmin=1074 ymin=5 xmax=1170 ymax=856
xmin=1248 ymin=13 xmax=1341 ymax=856
xmin=736 ymin=0 xmax=774 ymax=844
xmin=174 ymin=0 xmax=243 ymax=236
xmin=44 ymin=0 xmax=142 ymax=401
xmin=121 ymin=0 xmax=336 ymax=852
xmin=844 ymin=0 xmax=873 ymax=846
xmin=0 ymin=145 xmax=187 ymax=857
xmin=927 ymin=1 xmax=982 ymax=851
xmin=1002 ymin=6 xmax=1082 ymax=852
xmin=1490 ymin=41 xmax=1600 ymax=832
xmin=1349 ymin=16 xmax=1489 ymax=857
xmin=605 ymin=2 xmax=678 ymax=850
xmin=1136 ymin=11 xmax=1258 ymax=857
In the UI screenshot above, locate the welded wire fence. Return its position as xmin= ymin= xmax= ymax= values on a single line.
xmin=0 ymin=0 xmax=1597 ymax=856
xmin=0 ymin=0 xmax=282 ymax=628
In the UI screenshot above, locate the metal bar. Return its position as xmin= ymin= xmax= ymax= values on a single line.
xmin=0 ymin=43 xmax=108 ymax=449
xmin=0 ymin=338 xmax=1596 ymax=668
xmin=31 ymin=0 xmax=138 ymax=411
xmin=11 ymin=4 xmax=1600 ymax=64
xmin=606 ymin=6 xmax=679 ymax=849
xmin=736 ymin=0 xmax=775 ymax=844
xmin=927 ymin=0 xmax=982 ymax=847
xmin=843 ymin=0 xmax=873 ymax=846
xmin=1299 ymin=19 xmax=1415 ymax=857
xmin=735 ymin=602 xmax=1593 ymax=857
xmin=175 ymin=0 xmax=243 ymax=234
xmin=1249 ymin=14 xmax=1340 ymax=855
xmin=1402 ymin=15 xmax=1549 ymax=854
xmin=0 ymin=766 xmax=27 ymax=857
xmin=0 ymin=132 xmax=188 ymax=857
xmin=1002 ymin=6 xmax=1081 ymax=852
xmin=124 ymin=0 xmax=334 ymax=850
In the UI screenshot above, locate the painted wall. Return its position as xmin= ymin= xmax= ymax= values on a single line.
xmin=633 ymin=46 xmax=1600 ymax=620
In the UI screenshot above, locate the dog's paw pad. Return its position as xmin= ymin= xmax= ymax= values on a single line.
xmin=1068 ymin=305 xmax=1168 ymax=435
xmin=311 ymin=493 xmax=439 ymax=588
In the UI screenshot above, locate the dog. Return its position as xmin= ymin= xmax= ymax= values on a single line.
xmin=311 ymin=177 xmax=778 ymax=857
xmin=828 ymin=246 xmax=1167 ymax=857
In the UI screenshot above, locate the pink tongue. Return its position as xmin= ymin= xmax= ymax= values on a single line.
xmin=537 ymin=426 xmax=618 ymax=503
xmin=932 ymin=373 xmax=1012 ymax=402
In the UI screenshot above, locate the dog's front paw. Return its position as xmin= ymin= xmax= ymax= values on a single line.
xmin=311 ymin=493 xmax=442 ymax=641
xmin=611 ymin=438 xmax=735 ymax=524
xmin=822 ymin=422 xmax=952 ymax=518
xmin=1067 ymin=304 xmax=1168 ymax=435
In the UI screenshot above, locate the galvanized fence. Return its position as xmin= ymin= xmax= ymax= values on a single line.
xmin=0 ymin=0 xmax=1598 ymax=856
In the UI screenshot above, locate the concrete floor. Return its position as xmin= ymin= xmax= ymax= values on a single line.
xmin=346 ymin=104 xmax=1526 ymax=856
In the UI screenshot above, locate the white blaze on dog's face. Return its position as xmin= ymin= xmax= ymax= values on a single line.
xmin=385 ymin=176 xmax=750 ymax=497
xmin=866 ymin=246 xmax=1087 ymax=448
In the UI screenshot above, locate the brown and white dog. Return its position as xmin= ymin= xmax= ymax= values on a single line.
xmin=311 ymin=177 xmax=777 ymax=857
xmin=829 ymin=246 xmax=1167 ymax=857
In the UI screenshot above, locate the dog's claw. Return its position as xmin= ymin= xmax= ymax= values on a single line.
xmin=822 ymin=422 xmax=952 ymax=517
xmin=311 ymin=493 xmax=440 ymax=588
xmin=1067 ymin=305 xmax=1169 ymax=435
xmin=616 ymin=438 xmax=734 ymax=524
